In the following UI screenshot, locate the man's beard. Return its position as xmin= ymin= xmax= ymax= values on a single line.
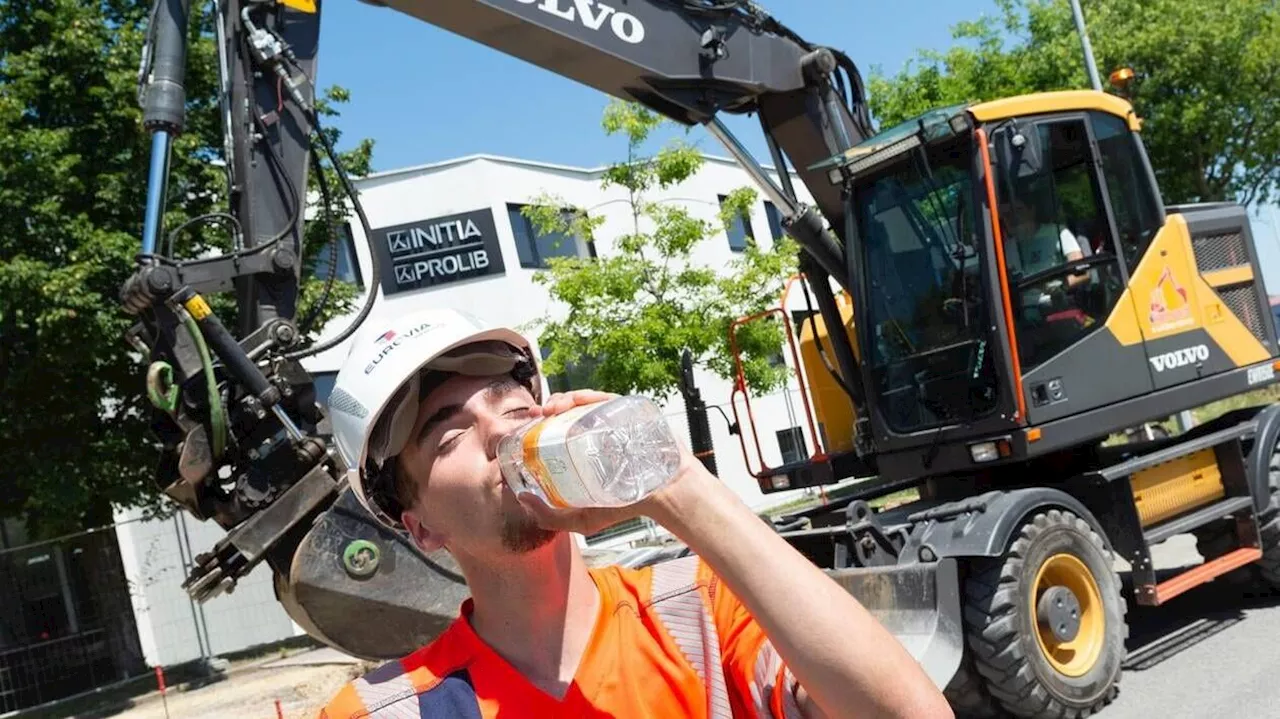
xmin=500 ymin=508 xmax=557 ymax=553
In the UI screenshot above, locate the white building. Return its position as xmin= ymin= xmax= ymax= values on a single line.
xmin=113 ymin=151 xmax=847 ymax=668
xmin=306 ymin=151 xmax=834 ymax=506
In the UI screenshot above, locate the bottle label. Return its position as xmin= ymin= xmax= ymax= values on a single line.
xmin=522 ymin=402 xmax=600 ymax=508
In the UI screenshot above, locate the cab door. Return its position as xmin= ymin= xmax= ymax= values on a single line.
xmin=989 ymin=112 xmax=1155 ymax=424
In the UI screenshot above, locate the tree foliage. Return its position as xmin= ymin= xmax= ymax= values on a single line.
xmin=521 ymin=100 xmax=798 ymax=401
xmin=867 ymin=0 xmax=1280 ymax=206
xmin=0 ymin=0 xmax=368 ymax=536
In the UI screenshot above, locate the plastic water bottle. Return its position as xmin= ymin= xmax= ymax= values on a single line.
xmin=497 ymin=395 xmax=683 ymax=509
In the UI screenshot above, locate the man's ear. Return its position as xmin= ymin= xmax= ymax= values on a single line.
xmin=402 ymin=509 xmax=447 ymax=553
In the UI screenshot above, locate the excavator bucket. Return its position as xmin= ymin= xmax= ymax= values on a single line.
xmin=824 ymin=557 xmax=964 ymax=689
xmin=276 ymin=488 xmax=472 ymax=661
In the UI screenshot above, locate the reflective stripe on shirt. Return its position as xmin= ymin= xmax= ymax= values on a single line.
xmin=649 ymin=554 xmax=734 ymax=719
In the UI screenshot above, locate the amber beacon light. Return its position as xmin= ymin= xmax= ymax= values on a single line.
xmin=1109 ymin=66 xmax=1136 ymax=96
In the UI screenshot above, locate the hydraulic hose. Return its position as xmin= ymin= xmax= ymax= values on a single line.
xmin=282 ymin=115 xmax=381 ymax=360
xmin=181 ymin=309 xmax=227 ymax=459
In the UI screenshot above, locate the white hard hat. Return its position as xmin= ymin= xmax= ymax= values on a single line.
xmin=327 ymin=307 xmax=542 ymax=530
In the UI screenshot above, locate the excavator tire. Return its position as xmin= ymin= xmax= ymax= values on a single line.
xmin=1255 ymin=497 xmax=1280 ymax=588
xmin=941 ymin=656 xmax=1001 ymax=718
xmin=1251 ymin=438 xmax=1280 ymax=588
xmin=960 ymin=509 xmax=1127 ymax=718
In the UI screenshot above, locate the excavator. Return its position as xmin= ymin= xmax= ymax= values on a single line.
xmin=121 ymin=0 xmax=1280 ymax=716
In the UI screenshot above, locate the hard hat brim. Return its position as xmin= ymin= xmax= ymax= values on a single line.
xmin=367 ymin=338 xmax=531 ymax=469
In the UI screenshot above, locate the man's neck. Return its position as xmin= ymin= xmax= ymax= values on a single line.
xmin=457 ymin=534 xmax=600 ymax=699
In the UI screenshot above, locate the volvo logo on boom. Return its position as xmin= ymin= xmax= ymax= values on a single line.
xmin=1150 ymin=344 xmax=1209 ymax=373
xmin=513 ymin=0 xmax=646 ymax=44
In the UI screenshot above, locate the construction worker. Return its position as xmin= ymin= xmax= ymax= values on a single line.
xmin=316 ymin=307 xmax=952 ymax=719
xmin=1004 ymin=196 xmax=1087 ymax=280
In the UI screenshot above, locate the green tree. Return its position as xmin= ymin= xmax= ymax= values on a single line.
xmin=867 ymin=0 xmax=1280 ymax=206
xmin=521 ymin=100 xmax=798 ymax=401
xmin=0 ymin=0 xmax=367 ymax=537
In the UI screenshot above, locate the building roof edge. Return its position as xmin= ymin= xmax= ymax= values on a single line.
xmin=355 ymin=151 xmax=797 ymax=183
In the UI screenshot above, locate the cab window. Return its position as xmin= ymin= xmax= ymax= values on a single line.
xmin=995 ymin=117 xmax=1125 ymax=372
xmin=1090 ymin=112 xmax=1163 ymax=272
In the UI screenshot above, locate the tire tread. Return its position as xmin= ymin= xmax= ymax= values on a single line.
xmin=960 ymin=510 xmax=1126 ymax=718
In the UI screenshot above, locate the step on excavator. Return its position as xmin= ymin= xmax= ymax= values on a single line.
xmin=122 ymin=0 xmax=1280 ymax=715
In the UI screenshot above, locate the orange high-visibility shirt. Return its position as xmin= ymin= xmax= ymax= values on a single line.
xmin=318 ymin=555 xmax=804 ymax=718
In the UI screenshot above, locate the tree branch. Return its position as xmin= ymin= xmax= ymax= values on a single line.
xmin=0 ymin=308 xmax=15 ymax=398
xmin=1195 ymin=149 xmax=1213 ymax=201
xmin=1241 ymin=183 xmax=1259 ymax=210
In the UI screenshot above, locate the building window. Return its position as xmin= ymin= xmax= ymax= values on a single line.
xmin=313 ymin=221 xmax=364 ymax=289
xmin=720 ymin=195 xmax=755 ymax=252
xmin=764 ymin=201 xmax=786 ymax=241
xmin=776 ymin=426 xmax=807 ymax=465
xmin=540 ymin=346 xmax=600 ymax=394
xmin=507 ymin=204 xmax=595 ymax=269
xmin=584 ymin=517 xmax=653 ymax=546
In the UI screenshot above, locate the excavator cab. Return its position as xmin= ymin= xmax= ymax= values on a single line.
xmin=838 ymin=103 xmax=1006 ymax=442
xmin=726 ymin=90 xmax=1280 ymax=710
xmin=733 ymin=100 xmax=1018 ymax=491
xmin=735 ymin=90 xmax=1277 ymax=496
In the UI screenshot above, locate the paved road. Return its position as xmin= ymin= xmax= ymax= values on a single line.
xmin=1094 ymin=535 xmax=1280 ymax=719
xmin=248 ymin=537 xmax=1278 ymax=718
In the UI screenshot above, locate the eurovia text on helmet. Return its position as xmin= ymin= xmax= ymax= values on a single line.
xmin=363 ymin=322 xmax=435 ymax=375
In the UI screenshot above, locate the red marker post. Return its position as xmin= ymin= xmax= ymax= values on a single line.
xmin=154 ymin=666 xmax=171 ymax=719
xmin=276 ymin=698 xmax=284 ymax=719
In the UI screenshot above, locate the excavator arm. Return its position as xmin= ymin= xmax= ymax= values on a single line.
xmin=121 ymin=0 xmax=878 ymax=660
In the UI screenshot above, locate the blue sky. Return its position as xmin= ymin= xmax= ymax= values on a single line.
xmin=313 ymin=0 xmax=1003 ymax=170
xmin=312 ymin=0 xmax=1280 ymax=294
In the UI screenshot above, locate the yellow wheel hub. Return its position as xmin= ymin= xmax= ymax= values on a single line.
xmin=1031 ymin=553 xmax=1104 ymax=677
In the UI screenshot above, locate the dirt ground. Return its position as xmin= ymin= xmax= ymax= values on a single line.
xmin=107 ymin=662 xmax=367 ymax=719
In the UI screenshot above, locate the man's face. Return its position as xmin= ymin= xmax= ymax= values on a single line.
xmin=396 ymin=373 xmax=557 ymax=558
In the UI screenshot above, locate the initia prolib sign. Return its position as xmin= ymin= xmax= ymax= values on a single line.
xmin=394 ymin=251 xmax=491 ymax=284
xmin=375 ymin=208 xmax=507 ymax=295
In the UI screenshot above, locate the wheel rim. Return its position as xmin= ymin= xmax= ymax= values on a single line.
xmin=1031 ymin=552 xmax=1104 ymax=677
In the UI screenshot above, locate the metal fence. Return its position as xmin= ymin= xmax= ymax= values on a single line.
xmin=0 ymin=380 xmax=821 ymax=714
xmin=0 ymin=520 xmax=147 ymax=714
